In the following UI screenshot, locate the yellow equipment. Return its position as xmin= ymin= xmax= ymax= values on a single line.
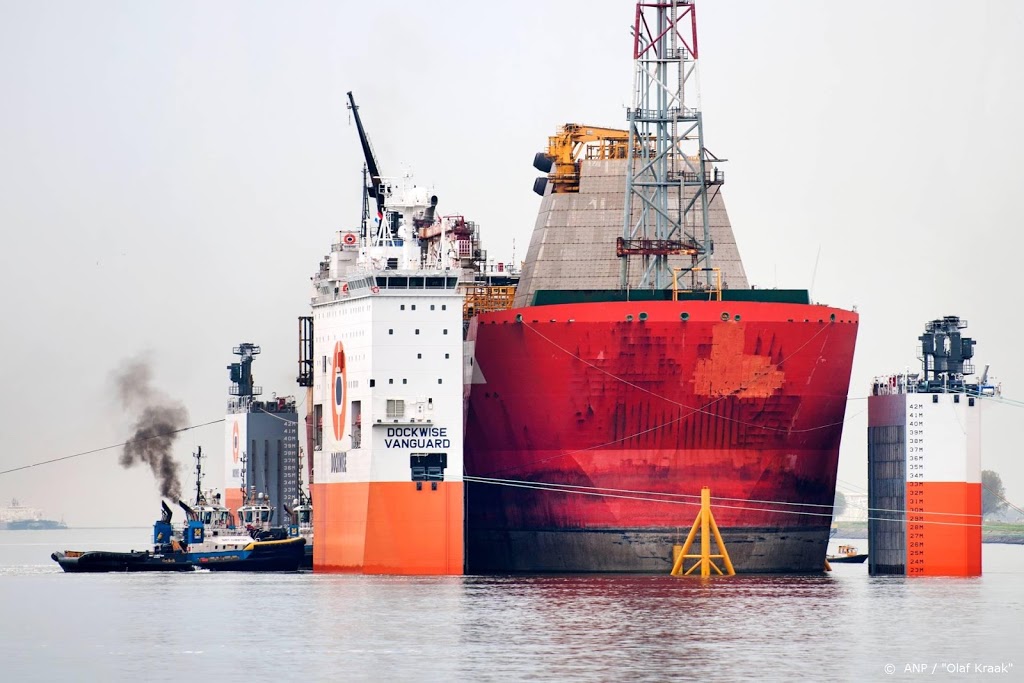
xmin=670 ymin=487 xmax=736 ymax=577
xmin=462 ymin=284 xmax=516 ymax=320
xmin=533 ymin=124 xmax=631 ymax=194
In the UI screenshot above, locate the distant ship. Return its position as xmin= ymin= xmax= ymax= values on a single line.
xmin=1 ymin=499 xmax=67 ymax=530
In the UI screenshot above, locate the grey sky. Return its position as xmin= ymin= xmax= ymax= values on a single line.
xmin=1 ymin=1 xmax=1022 ymax=526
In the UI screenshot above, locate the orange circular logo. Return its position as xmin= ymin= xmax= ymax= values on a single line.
xmin=232 ymin=422 xmax=240 ymax=462
xmin=331 ymin=341 xmax=347 ymax=442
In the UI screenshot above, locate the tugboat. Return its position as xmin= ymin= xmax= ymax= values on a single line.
xmin=180 ymin=447 xmax=303 ymax=569
xmin=52 ymin=447 xmax=305 ymax=573
xmin=176 ymin=499 xmax=304 ymax=570
xmin=827 ymin=544 xmax=868 ymax=564
xmin=51 ymin=502 xmax=197 ymax=572
xmin=282 ymin=445 xmax=313 ymax=569
xmin=237 ymin=489 xmax=283 ymax=538
xmin=284 ymin=488 xmax=313 ymax=569
xmin=52 ymin=501 xmax=305 ymax=572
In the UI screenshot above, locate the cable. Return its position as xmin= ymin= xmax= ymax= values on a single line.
xmin=0 ymin=419 xmax=225 ymax=476
xmin=470 ymin=475 xmax=836 ymax=508
xmin=252 ymin=405 xmax=300 ymax=424
xmin=984 ymin=483 xmax=1024 ymax=518
xmin=464 ymin=474 xmax=995 ymax=520
xmin=2 ymin=393 xmax=307 ymax=479
xmin=462 ymin=475 xmax=1024 ymax=532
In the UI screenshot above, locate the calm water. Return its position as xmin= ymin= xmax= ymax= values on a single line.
xmin=1 ymin=529 xmax=1020 ymax=682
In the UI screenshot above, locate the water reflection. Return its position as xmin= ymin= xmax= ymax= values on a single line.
xmin=455 ymin=575 xmax=849 ymax=681
xmin=0 ymin=532 xmax=1020 ymax=682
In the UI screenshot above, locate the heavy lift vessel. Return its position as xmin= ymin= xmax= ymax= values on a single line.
xmin=299 ymin=1 xmax=859 ymax=574
xmin=461 ymin=0 xmax=859 ymax=573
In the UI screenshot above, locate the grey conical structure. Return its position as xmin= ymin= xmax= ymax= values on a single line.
xmin=514 ymin=158 xmax=748 ymax=308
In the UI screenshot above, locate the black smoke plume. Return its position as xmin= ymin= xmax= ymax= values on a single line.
xmin=114 ymin=359 xmax=189 ymax=500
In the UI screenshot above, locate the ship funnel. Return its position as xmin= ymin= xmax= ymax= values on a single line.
xmin=177 ymin=499 xmax=197 ymax=522
xmin=423 ymin=195 xmax=438 ymax=224
xmin=154 ymin=501 xmax=175 ymax=546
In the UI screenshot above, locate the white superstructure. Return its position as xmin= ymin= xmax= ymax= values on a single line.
xmin=309 ymin=175 xmax=468 ymax=574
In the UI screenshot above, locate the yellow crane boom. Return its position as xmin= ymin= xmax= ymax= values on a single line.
xmin=533 ymin=123 xmax=631 ymax=195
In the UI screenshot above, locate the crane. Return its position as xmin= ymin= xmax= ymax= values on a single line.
xmin=532 ymin=123 xmax=631 ymax=195
xmin=346 ymin=91 xmax=385 ymax=221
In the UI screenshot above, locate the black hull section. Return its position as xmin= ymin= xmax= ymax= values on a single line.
xmin=827 ymin=555 xmax=868 ymax=564
xmin=302 ymin=543 xmax=313 ymax=570
xmin=193 ymin=540 xmax=306 ymax=572
xmin=51 ymin=551 xmax=194 ymax=573
xmin=52 ymin=539 xmax=306 ymax=573
xmin=466 ymin=527 xmax=831 ymax=574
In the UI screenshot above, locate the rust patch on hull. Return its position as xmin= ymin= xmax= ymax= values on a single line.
xmin=692 ymin=323 xmax=785 ymax=398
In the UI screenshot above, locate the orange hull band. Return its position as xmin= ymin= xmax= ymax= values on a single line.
xmin=312 ymin=481 xmax=464 ymax=575
xmin=907 ymin=481 xmax=981 ymax=576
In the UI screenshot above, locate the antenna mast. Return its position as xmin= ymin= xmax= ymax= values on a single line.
xmin=621 ymin=1 xmax=722 ymax=289
xmin=227 ymin=343 xmax=262 ymax=408
xmin=239 ymin=450 xmax=247 ymax=507
xmin=192 ymin=446 xmax=204 ymax=506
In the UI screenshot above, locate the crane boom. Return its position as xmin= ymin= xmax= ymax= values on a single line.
xmin=532 ymin=123 xmax=631 ymax=194
xmin=346 ymin=91 xmax=385 ymax=216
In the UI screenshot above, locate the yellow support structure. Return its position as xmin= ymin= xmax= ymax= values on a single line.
xmin=461 ymin=285 xmax=517 ymax=321
xmin=670 ymin=487 xmax=736 ymax=577
xmin=671 ymin=267 xmax=722 ymax=302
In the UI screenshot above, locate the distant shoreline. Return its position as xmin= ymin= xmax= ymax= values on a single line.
xmin=833 ymin=521 xmax=1024 ymax=545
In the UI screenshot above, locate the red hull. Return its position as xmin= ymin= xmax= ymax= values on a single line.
xmin=464 ymin=300 xmax=858 ymax=572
